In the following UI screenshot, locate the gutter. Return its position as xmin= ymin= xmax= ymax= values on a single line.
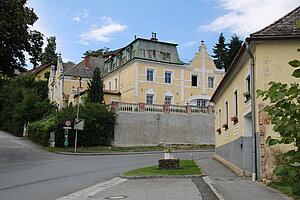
xmin=246 ymin=41 xmax=257 ymax=181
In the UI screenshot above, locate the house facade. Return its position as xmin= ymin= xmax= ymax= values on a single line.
xmin=210 ymin=6 xmax=300 ymax=180
xmin=102 ymin=34 xmax=224 ymax=106
xmin=20 ymin=63 xmax=52 ymax=81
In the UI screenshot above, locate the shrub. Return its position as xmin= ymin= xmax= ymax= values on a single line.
xmin=28 ymin=114 xmax=57 ymax=146
xmin=54 ymin=103 xmax=116 ymax=147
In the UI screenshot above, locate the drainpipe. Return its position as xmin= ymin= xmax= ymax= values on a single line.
xmin=246 ymin=41 xmax=257 ymax=181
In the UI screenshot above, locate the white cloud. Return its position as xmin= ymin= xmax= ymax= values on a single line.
xmin=79 ymin=16 xmax=127 ymax=45
xmin=73 ymin=9 xmax=89 ymax=22
xmin=184 ymin=41 xmax=197 ymax=47
xmin=73 ymin=17 xmax=81 ymax=22
xmin=199 ymin=0 xmax=299 ymax=37
xmin=62 ymin=56 xmax=73 ymax=63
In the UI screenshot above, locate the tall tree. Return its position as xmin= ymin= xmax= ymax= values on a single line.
xmin=29 ymin=30 xmax=44 ymax=68
xmin=84 ymin=47 xmax=110 ymax=57
xmin=227 ymin=34 xmax=243 ymax=71
xmin=0 ymin=0 xmax=44 ymax=77
xmin=86 ymin=68 xmax=104 ymax=104
xmin=212 ymin=33 xmax=228 ymax=70
xmin=41 ymin=36 xmax=58 ymax=65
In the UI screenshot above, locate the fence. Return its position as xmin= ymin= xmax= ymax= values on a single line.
xmin=109 ymin=102 xmax=214 ymax=114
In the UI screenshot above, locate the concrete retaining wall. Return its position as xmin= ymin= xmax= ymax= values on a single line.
xmin=114 ymin=112 xmax=215 ymax=147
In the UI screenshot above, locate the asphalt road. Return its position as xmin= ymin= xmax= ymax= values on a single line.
xmin=0 ymin=131 xmax=214 ymax=200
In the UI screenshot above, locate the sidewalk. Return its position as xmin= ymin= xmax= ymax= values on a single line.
xmin=196 ymin=158 xmax=292 ymax=200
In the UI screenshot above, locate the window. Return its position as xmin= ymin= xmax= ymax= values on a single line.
xmin=234 ymin=90 xmax=238 ymax=116
xmin=225 ymin=101 xmax=228 ymax=124
xmin=246 ymin=75 xmax=250 ymax=92
xmin=109 ymin=82 xmax=112 ymax=90
xmin=165 ymin=71 xmax=172 ymax=83
xmin=103 ymin=84 xmax=106 ymax=89
xmin=197 ymin=100 xmax=206 ymax=107
xmin=147 ymin=69 xmax=154 ymax=81
xmin=146 ymin=94 xmax=154 ymax=104
xmin=208 ymin=77 xmax=215 ymax=88
xmin=218 ymin=109 xmax=222 ymax=128
xmin=165 ymin=96 xmax=172 ymax=105
xmin=114 ymin=78 xmax=118 ymax=90
xmin=191 ymin=75 xmax=198 ymax=87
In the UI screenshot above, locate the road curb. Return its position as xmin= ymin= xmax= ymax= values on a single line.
xmin=202 ymin=176 xmax=225 ymax=200
xmin=54 ymin=149 xmax=215 ymax=156
xmin=212 ymin=154 xmax=248 ymax=177
xmin=119 ymin=174 xmax=206 ymax=179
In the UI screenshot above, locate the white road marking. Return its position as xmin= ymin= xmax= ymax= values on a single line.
xmin=56 ymin=177 xmax=127 ymax=200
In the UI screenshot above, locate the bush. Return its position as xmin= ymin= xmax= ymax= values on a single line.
xmin=28 ymin=114 xmax=57 ymax=146
xmin=54 ymin=103 xmax=116 ymax=147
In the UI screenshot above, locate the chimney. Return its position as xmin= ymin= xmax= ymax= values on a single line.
xmin=150 ymin=32 xmax=158 ymax=41
xmin=84 ymin=56 xmax=90 ymax=68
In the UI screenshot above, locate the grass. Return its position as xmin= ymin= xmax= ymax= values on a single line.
xmin=268 ymin=181 xmax=300 ymax=200
xmin=123 ymin=160 xmax=201 ymax=176
xmin=43 ymin=144 xmax=214 ymax=152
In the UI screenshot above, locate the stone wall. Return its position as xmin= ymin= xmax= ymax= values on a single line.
xmin=113 ymin=112 xmax=215 ymax=147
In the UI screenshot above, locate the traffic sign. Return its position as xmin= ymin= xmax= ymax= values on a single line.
xmin=64 ymin=141 xmax=68 ymax=146
xmin=63 ymin=127 xmax=72 ymax=129
xmin=65 ymin=121 xmax=71 ymax=127
xmin=74 ymin=118 xmax=85 ymax=130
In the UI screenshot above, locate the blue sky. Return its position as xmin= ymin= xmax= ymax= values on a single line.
xmin=26 ymin=0 xmax=299 ymax=68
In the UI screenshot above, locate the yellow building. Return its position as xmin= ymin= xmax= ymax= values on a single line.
xmin=210 ymin=6 xmax=300 ymax=180
xmin=48 ymin=55 xmax=106 ymax=109
xmin=20 ymin=63 xmax=52 ymax=81
xmin=102 ymin=34 xmax=224 ymax=105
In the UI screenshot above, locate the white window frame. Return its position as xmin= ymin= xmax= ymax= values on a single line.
xmin=164 ymin=69 xmax=173 ymax=84
xmin=108 ymin=81 xmax=112 ymax=90
xmin=146 ymin=94 xmax=154 ymax=104
xmin=208 ymin=76 xmax=215 ymax=88
xmin=191 ymin=73 xmax=199 ymax=87
xmin=164 ymin=96 xmax=172 ymax=105
xmin=146 ymin=67 xmax=156 ymax=82
xmin=114 ymin=78 xmax=118 ymax=90
xmin=234 ymin=90 xmax=238 ymax=116
xmin=145 ymin=88 xmax=156 ymax=104
xmin=197 ymin=99 xmax=207 ymax=107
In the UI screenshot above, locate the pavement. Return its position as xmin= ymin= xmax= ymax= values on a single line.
xmin=54 ymin=151 xmax=292 ymax=200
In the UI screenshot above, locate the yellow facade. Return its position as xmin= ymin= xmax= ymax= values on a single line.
xmin=103 ymin=42 xmax=224 ymax=106
xmin=213 ymin=41 xmax=300 ymax=178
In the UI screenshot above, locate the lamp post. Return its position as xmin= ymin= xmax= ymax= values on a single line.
xmin=74 ymin=77 xmax=82 ymax=153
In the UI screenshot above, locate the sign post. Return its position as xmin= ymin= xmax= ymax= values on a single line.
xmin=63 ymin=121 xmax=72 ymax=149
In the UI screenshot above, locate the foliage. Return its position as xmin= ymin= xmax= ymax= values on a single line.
xmin=83 ymin=47 xmax=109 ymax=57
xmin=54 ymin=103 xmax=116 ymax=147
xmin=212 ymin=33 xmax=228 ymax=70
xmin=0 ymin=0 xmax=44 ymax=77
xmin=164 ymin=146 xmax=175 ymax=153
xmin=0 ymin=75 xmax=56 ymax=136
xmin=124 ymin=160 xmax=201 ymax=176
xmin=212 ymin=33 xmax=242 ymax=71
xmin=227 ymin=34 xmax=243 ymax=71
xmin=257 ymin=56 xmax=300 ymax=196
xmin=86 ymin=68 xmax=104 ymax=104
xmin=41 ymin=36 xmax=58 ymax=65
xmin=28 ymin=114 xmax=57 ymax=146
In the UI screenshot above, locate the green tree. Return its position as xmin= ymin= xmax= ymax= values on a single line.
xmin=212 ymin=33 xmax=228 ymax=70
xmin=257 ymin=54 xmax=300 ymax=196
xmin=227 ymin=34 xmax=243 ymax=71
xmin=41 ymin=36 xmax=58 ymax=65
xmin=86 ymin=68 xmax=104 ymax=104
xmin=29 ymin=30 xmax=44 ymax=68
xmin=84 ymin=47 xmax=109 ymax=57
xmin=0 ymin=0 xmax=44 ymax=77
xmin=0 ymin=75 xmax=56 ymax=136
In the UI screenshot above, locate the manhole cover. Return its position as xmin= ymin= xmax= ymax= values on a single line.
xmin=105 ymin=195 xmax=128 ymax=199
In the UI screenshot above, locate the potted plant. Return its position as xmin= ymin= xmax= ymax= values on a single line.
xmin=231 ymin=116 xmax=238 ymax=124
xmin=164 ymin=146 xmax=175 ymax=159
xmin=216 ymin=128 xmax=221 ymax=134
xmin=243 ymin=91 xmax=251 ymax=101
xmin=222 ymin=123 xmax=228 ymax=130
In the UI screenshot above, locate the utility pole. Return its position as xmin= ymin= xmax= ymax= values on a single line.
xmin=74 ymin=77 xmax=82 ymax=153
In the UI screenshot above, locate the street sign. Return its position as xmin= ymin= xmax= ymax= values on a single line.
xmin=65 ymin=121 xmax=71 ymax=127
xmin=64 ymin=141 xmax=68 ymax=146
xmin=74 ymin=118 xmax=85 ymax=130
xmin=63 ymin=127 xmax=72 ymax=129
xmin=64 ymin=130 xmax=68 ymax=147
